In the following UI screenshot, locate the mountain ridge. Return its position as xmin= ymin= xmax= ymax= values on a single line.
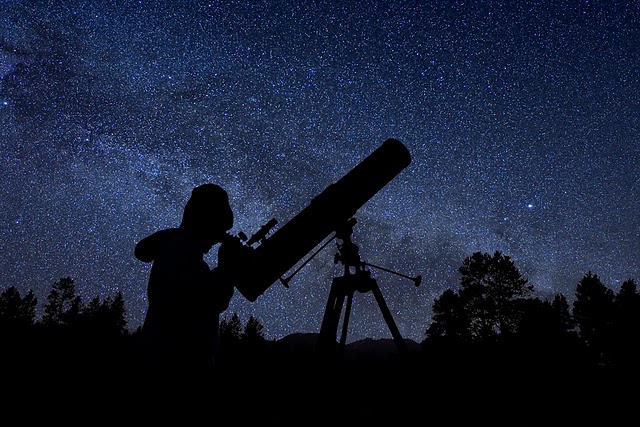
xmin=274 ymin=332 xmax=421 ymax=360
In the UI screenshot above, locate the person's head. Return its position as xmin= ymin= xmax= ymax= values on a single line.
xmin=180 ymin=184 xmax=233 ymax=253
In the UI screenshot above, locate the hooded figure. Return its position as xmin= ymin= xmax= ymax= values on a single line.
xmin=134 ymin=184 xmax=236 ymax=380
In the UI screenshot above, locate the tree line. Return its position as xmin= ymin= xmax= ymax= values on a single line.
xmin=1 ymin=250 xmax=638 ymax=376
xmin=422 ymin=251 xmax=639 ymax=373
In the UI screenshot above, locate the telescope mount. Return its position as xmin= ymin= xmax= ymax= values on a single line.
xmin=314 ymin=218 xmax=421 ymax=358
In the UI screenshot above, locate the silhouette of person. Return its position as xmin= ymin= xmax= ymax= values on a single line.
xmin=134 ymin=183 xmax=239 ymax=383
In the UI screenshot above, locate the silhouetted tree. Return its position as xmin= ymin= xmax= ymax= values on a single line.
xmin=611 ymin=279 xmax=640 ymax=369
xmin=422 ymin=288 xmax=472 ymax=369
xmin=85 ymin=296 xmax=102 ymax=316
xmin=0 ymin=280 xmax=133 ymax=383
xmin=69 ymin=290 xmax=132 ymax=378
xmin=108 ymin=291 xmax=127 ymax=335
xmin=508 ymin=293 xmax=589 ymax=370
xmin=572 ymin=271 xmax=616 ymax=366
xmin=0 ymin=286 xmax=37 ymax=329
xmin=425 ymin=251 xmax=533 ymax=343
xmin=81 ymin=291 xmax=128 ymax=337
xmin=422 ymin=252 xmax=534 ymax=371
xmin=219 ymin=312 xmax=242 ymax=348
xmin=550 ymin=293 xmax=576 ymax=332
xmin=517 ymin=294 xmax=575 ymax=338
xmin=96 ymin=291 xmax=127 ymax=336
xmin=243 ymin=315 xmax=265 ymax=342
xmin=241 ymin=315 xmax=269 ymax=369
xmin=41 ymin=276 xmax=83 ymax=327
xmin=217 ymin=312 xmax=244 ymax=367
xmin=457 ymin=251 xmax=533 ymax=341
xmin=0 ymin=286 xmax=39 ymax=380
xmin=425 ymin=289 xmax=468 ymax=342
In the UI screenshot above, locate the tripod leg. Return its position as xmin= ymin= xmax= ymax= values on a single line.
xmin=370 ymin=280 xmax=407 ymax=353
xmin=318 ymin=277 xmax=347 ymax=355
xmin=338 ymin=292 xmax=354 ymax=358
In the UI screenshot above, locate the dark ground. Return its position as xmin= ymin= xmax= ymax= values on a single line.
xmin=2 ymin=341 xmax=636 ymax=425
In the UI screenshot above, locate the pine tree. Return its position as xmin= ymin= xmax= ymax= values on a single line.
xmin=107 ymin=291 xmax=127 ymax=336
xmin=611 ymin=279 xmax=640 ymax=368
xmin=243 ymin=315 xmax=265 ymax=342
xmin=572 ymin=271 xmax=616 ymax=365
xmin=42 ymin=277 xmax=83 ymax=327
xmin=425 ymin=289 xmax=468 ymax=342
xmin=220 ymin=312 xmax=242 ymax=346
xmin=0 ymin=286 xmax=37 ymax=329
xmin=457 ymin=251 xmax=533 ymax=341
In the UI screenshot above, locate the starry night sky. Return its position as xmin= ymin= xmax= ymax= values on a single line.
xmin=1 ymin=0 xmax=638 ymax=344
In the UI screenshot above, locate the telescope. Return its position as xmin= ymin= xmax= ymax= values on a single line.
xmin=221 ymin=138 xmax=412 ymax=302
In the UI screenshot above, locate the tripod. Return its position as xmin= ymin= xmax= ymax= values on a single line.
xmin=316 ymin=219 xmax=420 ymax=358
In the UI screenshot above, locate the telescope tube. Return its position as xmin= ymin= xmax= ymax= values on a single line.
xmin=231 ymin=138 xmax=411 ymax=302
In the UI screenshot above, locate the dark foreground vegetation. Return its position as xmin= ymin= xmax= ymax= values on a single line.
xmin=1 ymin=251 xmax=638 ymax=422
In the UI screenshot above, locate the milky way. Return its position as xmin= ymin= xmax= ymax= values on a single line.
xmin=1 ymin=0 xmax=638 ymax=344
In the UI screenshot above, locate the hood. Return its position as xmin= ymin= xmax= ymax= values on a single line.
xmin=134 ymin=228 xmax=179 ymax=263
